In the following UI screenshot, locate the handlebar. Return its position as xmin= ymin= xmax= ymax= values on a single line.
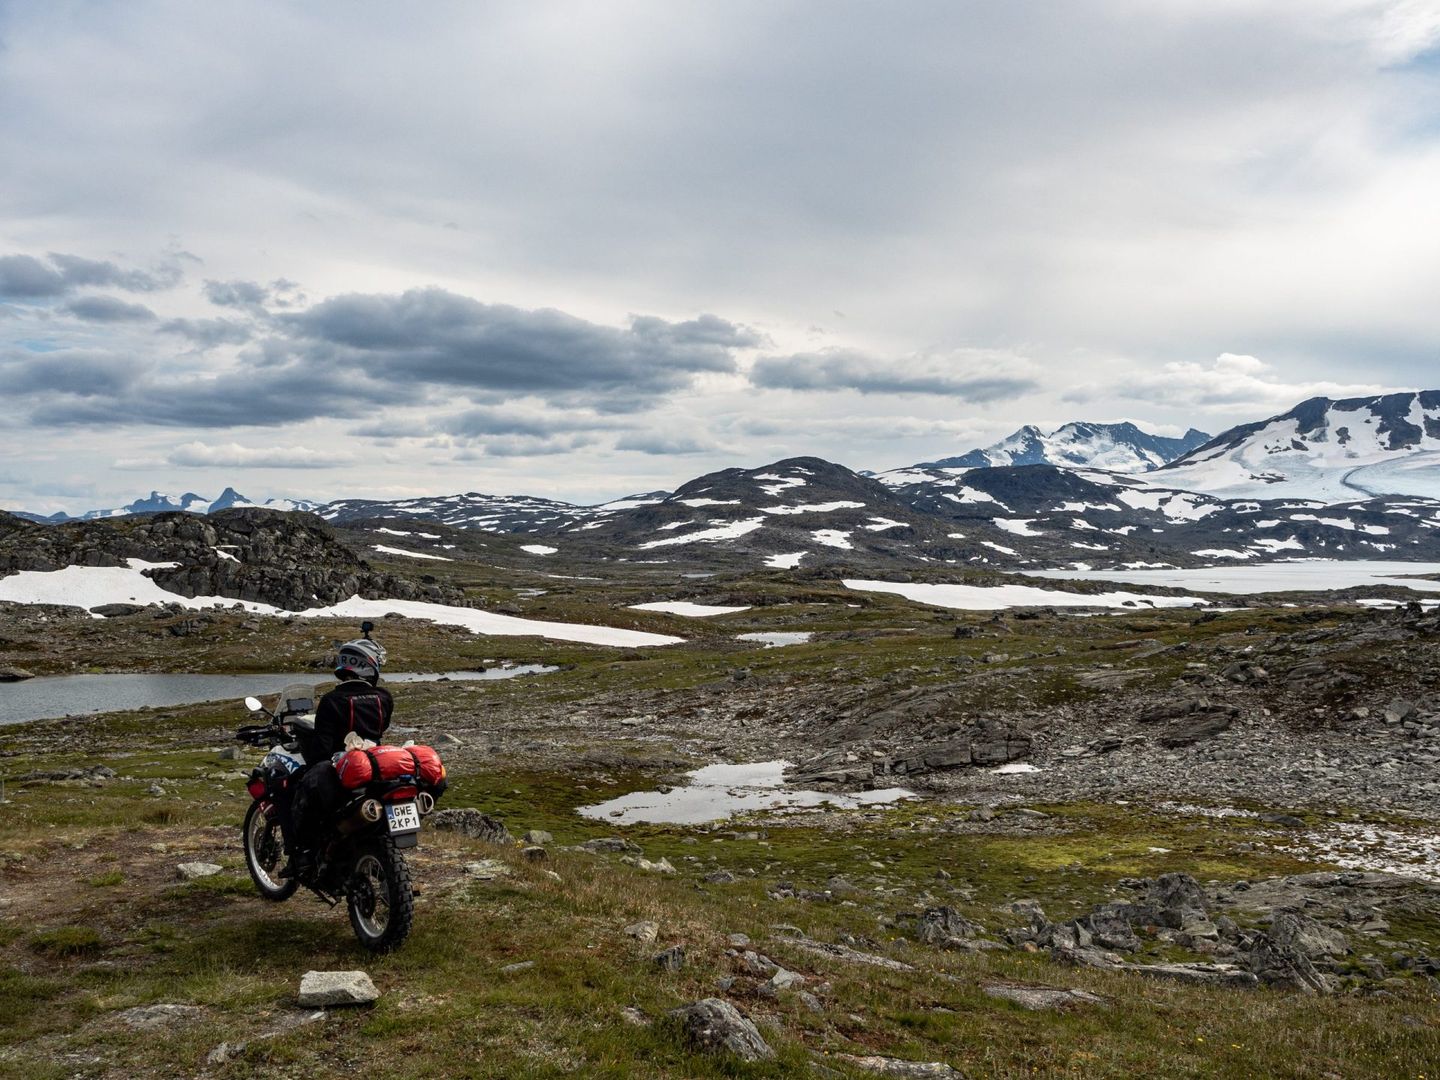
xmin=235 ymin=723 xmax=289 ymax=748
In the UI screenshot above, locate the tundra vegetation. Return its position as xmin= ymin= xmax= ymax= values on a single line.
xmin=2 ymin=550 xmax=1439 ymax=1078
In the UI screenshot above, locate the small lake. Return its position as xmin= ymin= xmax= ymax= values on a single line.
xmin=0 ymin=665 xmax=558 ymax=726
xmin=577 ymin=760 xmax=915 ymax=825
xmin=736 ymin=632 xmax=814 ymax=648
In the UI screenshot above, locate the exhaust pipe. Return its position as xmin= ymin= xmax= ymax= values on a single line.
xmin=417 ymin=792 xmax=435 ymax=816
xmin=337 ymin=798 xmax=384 ymax=834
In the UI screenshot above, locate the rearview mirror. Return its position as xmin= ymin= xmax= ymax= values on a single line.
xmin=244 ymin=696 xmax=263 ymax=712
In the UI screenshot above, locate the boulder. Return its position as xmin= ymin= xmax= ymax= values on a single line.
xmin=983 ymin=984 xmax=1107 ymax=1010
xmin=90 ymin=603 xmax=148 ymax=617
xmin=1148 ymin=873 xmax=1209 ymax=929
xmin=297 ymin=970 xmax=379 ymax=1007
xmin=667 ymin=998 xmax=774 ymax=1061
xmin=915 ymin=906 xmax=986 ymax=947
xmin=1083 ymin=904 xmax=1145 ymax=952
xmin=430 ymin=809 xmax=513 ymax=845
xmin=624 ymin=921 xmax=659 ymax=944
xmin=176 ymin=862 xmax=224 ymax=881
xmin=1270 ymin=912 xmax=1348 ymax=960
xmin=1158 ymin=712 xmax=1233 ymax=747
xmin=652 ymin=946 xmax=686 ymax=972
xmin=0 ymin=667 xmax=35 ymax=682
xmin=580 ymin=836 xmax=641 ymax=854
xmin=1246 ymin=934 xmax=1332 ymax=993
xmin=769 ymin=967 xmax=806 ymax=990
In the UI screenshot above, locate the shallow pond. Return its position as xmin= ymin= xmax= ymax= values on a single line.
xmin=736 ymin=632 xmax=814 ymax=648
xmin=0 ymin=665 xmax=558 ymax=725
xmin=577 ymin=760 xmax=915 ymax=825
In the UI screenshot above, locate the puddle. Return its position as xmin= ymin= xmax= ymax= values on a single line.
xmin=736 ymin=632 xmax=814 ymax=648
xmin=577 ymin=760 xmax=915 ymax=825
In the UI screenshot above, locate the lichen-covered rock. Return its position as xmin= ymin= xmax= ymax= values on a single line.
xmin=1269 ymin=911 xmax=1348 ymax=960
xmin=668 ymin=998 xmax=773 ymax=1061
xmin=430 ymin=809 xmax=513 ymax=845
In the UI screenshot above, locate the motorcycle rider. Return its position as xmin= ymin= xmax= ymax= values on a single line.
xmin=287 ymin=635 xmax=394 ymax=878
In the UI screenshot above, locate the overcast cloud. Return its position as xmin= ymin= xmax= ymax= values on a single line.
xmin=2 ymin=0 xmax=1439 ymax=513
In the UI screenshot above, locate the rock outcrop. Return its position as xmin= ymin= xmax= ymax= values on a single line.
xmin=0 ymin=508 xmax=463 ymax=611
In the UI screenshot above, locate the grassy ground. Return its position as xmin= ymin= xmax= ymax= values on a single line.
xmin=3 ymin=572 xmax=1439 ymax=1076
xmin=2 ymin=727 xmax=1437 ymax=1079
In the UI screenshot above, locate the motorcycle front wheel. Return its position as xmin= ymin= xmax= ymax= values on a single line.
xmin=347 ymin=837 xmax=414 ymax=953
xmin=243 ymin=801 xmax=298 ymax=901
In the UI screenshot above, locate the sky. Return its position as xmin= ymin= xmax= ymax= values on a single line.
xmin=3 ymin=0 xmax=1440 ymax=514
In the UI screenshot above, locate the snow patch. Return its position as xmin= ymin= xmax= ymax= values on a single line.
xmin=760 ymin=501 xmax=865 ymax=515
xmin=629 ymin=601 xmax=751 ymax=617
xmin=373 ymin=545 xmax=453 ymax=562
xmin=638 ymin=518 xmax=765 ymax=549
xmin=0 ymin=562 xmax=683 ymax=647
xmin=843 ymin=578 xmax=1207 ymax=611
xmin=764 ymin=552 xmax=807 ymax=569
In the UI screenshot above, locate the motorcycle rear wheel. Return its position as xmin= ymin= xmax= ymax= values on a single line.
xmin=243 ymin=801 xmax=298 ymax=901
xmin=347 ymin=838 xmax=414 ymax=953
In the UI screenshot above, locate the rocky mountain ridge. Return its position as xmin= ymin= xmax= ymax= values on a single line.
xmin=13 ymin=487 xmax=321 ymax=524
xmin=915 ymin=421 xmax=1211 ymax=474
xmin=0 ymin=508 xmax=463 ymax=611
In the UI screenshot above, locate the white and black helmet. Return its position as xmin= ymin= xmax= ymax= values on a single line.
xmin=335 ymin=638 xmax=386 ymax=681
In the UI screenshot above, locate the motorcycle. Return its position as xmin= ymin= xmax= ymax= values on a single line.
xmin=234 ymin=622 xmax=437 ymax=953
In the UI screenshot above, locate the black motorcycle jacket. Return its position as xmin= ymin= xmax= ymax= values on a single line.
xmin=301 ymin=679 xmax=394 ymax=763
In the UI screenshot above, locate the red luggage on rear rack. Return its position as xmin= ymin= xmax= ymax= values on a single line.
xmin=336 ymin=744 xmax=447 ymax=801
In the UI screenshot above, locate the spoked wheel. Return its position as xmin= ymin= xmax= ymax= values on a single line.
xmin=347 ymin=839 xmax=414 ymax=953
xmin=243 ymin=801 xmax=298 ymax=901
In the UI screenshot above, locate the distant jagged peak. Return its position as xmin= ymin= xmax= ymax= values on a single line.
xmin=892 ymin=420 xmax=1211 ymax=480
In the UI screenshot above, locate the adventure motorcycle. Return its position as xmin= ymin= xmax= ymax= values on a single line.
xmin=234 ymin=626 xmax=444 ymax=952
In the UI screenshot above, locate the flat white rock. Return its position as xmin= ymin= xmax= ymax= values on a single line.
xmin=298 ymin=970 xmax=379 ymax=1007
xmin=176 ymin=862 xmax=223 ymax=880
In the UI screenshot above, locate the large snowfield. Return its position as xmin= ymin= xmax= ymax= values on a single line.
xmin=843 ymin=578 xmax=1208 ymax=611
xmin=0 ymin=561 xmax=685 ymax=647
xmin=1025 ymin=559 xmax=1440 ymax=595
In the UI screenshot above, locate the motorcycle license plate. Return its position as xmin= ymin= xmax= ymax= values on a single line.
xmin=386 ymin=801 xmax=420 ymax=833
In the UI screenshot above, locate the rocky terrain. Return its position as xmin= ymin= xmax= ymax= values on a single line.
xmin=0 ymin=508 xmax=464 ymax=611
xmin=2 ymin=468 xmax=1438 ymax=1077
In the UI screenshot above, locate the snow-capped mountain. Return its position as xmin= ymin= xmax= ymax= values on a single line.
xmin=882 ymin=462 xmax=1440 ymax=569
xmin=910 ymin=421 xmax=1211 ymax=475
xmin=1158 ymin=392 xmax=1440 ymax=501
xmin=14 ymin=488 xmax=322 ymax=523
xmin=554 ymin=457 xmax=957 ymax=570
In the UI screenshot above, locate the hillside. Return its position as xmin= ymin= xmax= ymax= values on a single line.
xmin=0 ymin=508 xmax=462 ymax=611
xmin=1159 ymin=392 xmax=1440 ymax=500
